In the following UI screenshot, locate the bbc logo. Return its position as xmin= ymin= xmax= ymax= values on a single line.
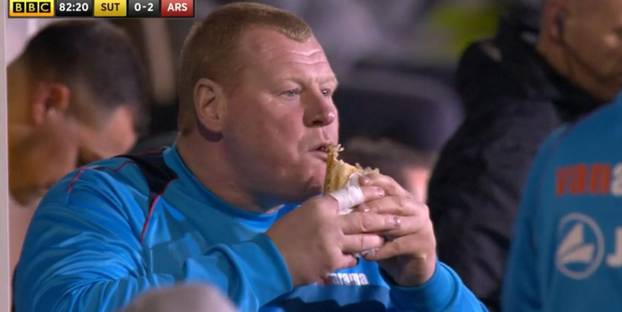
xmin=9 ymin=0 xmax=55 ymax=16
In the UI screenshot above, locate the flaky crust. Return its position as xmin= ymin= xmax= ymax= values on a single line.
xmin=323 ymin=145 xmax=363 ymax=194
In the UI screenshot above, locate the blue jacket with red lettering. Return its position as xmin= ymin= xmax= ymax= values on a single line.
xmin=503 ymin=92 xmax=622 ymax=311
xmin=13 ymin=146 xmax=487 ymax=312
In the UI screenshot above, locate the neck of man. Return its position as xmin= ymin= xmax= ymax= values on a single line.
xmin=176 ymin=133 xmax=283 ymax=214
xmin=536 ymin=37 xmax=610 ymax=102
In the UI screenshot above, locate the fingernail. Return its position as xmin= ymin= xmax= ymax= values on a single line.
xmin=359 ymin=177 xmax=370 ymax=185
xmin=375 ymin=187 xmax=385 ymax=197
xmin=358 ymin=204 xmax=370 ymax=212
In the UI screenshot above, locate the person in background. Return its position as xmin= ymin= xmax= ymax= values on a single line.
xmin=14 ymin=3 xmax=487 ymax=311
xmin=342 ymin=137 xmax=437 ymax=202
xmin=503 ymin=91 xmax=622 ymax=311
xmin=7 ymin=20 xmax=146 ymax=271
xmin=427 ymin=0 xmax=622 ymax=309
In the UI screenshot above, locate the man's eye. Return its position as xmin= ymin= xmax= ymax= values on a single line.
xmin=281 ymin=89 xmax=301 ymax=97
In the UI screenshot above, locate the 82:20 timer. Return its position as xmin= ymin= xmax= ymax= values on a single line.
xmin=56 ymin=0 xmax=92 ymax=15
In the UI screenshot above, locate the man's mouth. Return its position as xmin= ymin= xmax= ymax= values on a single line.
xmin=311 ymin=143 xmax=330 ymax=161
xmin=316 ymin=144 xmax=329 ymax=153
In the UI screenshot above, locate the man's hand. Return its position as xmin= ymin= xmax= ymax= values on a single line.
xmin=267 ymin=185 xmax=403 ymax=287
xmin=358 ymin=172 xmax=437 ymax=286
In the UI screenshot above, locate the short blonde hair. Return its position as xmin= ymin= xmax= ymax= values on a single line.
xmin=177 ymin=2 xmax=313 ymax=134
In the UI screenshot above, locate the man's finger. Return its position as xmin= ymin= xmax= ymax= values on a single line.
xmin=341 ymin=234 xmax=385 ymax=254
xmin=327 ymin=185 xmax=385 ymax=214
xmin=359 ymin=172 xmax=407 ymax=196
xmin=379 ymin=216 xmax=429 ymax=238
xmin=335 ymin=253 xmax=358 ymax=269
xmin=363 ymin=236 xmax=411 ymax=261
xmin=357 ymin=196 xmax=426 ymax=216
xmin=340 ymin=211 xmax=402 ymax=234
xmin=360 ymin=185 xmax=386 ymax=202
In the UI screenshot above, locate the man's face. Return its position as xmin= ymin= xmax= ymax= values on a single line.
xmin=9 ymin=105 xmax=136 ymax=205
xmin=561 ymin=0 xmax=622 ymax=100
xmin=221 ymin=28 xmax=339 ymax=204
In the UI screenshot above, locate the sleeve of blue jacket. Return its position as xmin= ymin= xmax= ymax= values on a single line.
xmin=502 ymin=131 xmax=563 ymax=312
xmin=13 ymin=168 xmax=293 ymax=312
xmin=388 ymin=261 xmax=489 ymax=311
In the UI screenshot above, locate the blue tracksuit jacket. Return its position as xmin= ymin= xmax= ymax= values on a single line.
xmin=503 ymin=92 xmax=622 ymax=311
xmin=14 ymin=146 xmax=486 ymax=311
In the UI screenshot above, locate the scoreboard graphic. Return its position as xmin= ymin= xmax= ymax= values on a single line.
xmin=8 ymin=0 xmax=193 ymax=17
xmin=10 ymin=0 xmax=54 ymax=17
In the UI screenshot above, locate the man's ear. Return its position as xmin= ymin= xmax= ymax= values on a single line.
xmin=193 ymin=78 xmax=227 ymax=133
xmin=545 ymin=0 xmax=570 ymax=44
xmin=31 ymin=82 xmax=71 ymax=126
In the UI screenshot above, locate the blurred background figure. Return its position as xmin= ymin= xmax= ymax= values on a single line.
xmin=7 ymin=20 xmax=146 ymax=271
xmin=428 ymin=0 xmax=622 ymax=309
xmin=341 ymin=137 xmax=437 ymax=203
xmin=334 ymin=67 xmax=463 ymax=154
xmin=121 ymin=284 xmax=236 ymax=312
xmin=504 ymin=92 xmax=622 ymax=311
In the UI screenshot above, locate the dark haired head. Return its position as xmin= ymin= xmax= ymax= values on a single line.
xmin=20 ymin=20 xmax=146 ymax=129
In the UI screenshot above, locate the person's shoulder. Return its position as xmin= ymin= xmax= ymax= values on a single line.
xmin=73 ymin=156 xmax=144 ymax=185
xmin=43 ymin=156 xmax=149 ymax=205
xmin=458 ymin=77 xmax=559 ymax=126
xmin=451 ymin=95 xmax=559 ymax=152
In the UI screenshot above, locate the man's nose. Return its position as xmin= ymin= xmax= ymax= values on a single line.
xmin=303 ymin=92 xmax=337 ymax=127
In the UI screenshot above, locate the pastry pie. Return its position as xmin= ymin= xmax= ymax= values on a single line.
xmin=323 ymin=145 xmax=364 ymax=194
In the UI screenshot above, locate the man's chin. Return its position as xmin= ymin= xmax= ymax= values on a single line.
xmin=302 ymin=177 xmax=324 ymax=198
xmin=278 ymin=180 xmax=323 ymax=204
